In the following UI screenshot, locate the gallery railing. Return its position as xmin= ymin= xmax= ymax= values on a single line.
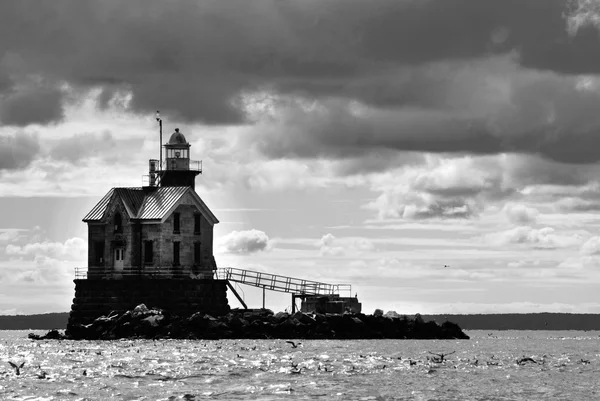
xmin=73 ymin=266 xmax=213 ymax=280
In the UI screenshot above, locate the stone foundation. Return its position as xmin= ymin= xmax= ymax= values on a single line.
xmin=67 ymin=278 xmax=230 ymax=330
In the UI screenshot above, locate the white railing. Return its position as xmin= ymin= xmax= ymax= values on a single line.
xmin=217 ymin=267 xmax=352 ymax=297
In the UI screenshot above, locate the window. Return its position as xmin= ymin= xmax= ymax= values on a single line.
xmin=194 ymin=242 xmax=201 ymax=264
xmin=94 ymin=241 xmax=104 ymax=264
xmin=173 ymin=242 xmax=180 ymax=266
xmin=173 ymin=212 xmax=180 ymax=233
xmin=194 ymin=214 xmax=201 ymax=234
xmin=114 ymin=213 xmax=123 ymax=233
xmin=115 ymin=248 xmax=124 ymax=260
xmin=144 ymin=241 xmax=153 ymax=265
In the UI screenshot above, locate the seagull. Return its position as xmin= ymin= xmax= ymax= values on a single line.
xmin=8 ymin=361 xmax=25 ymax=376
xmin=286 ymin=340 xmax=301 ymax=348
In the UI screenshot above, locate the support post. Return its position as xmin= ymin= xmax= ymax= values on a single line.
xmin=225 ymin=280 xmax=247 ymax=309
xmin=262 ymin=286 xmax=266 ymax=309
xmin=291 ymin=294 xmax=296 ymax=313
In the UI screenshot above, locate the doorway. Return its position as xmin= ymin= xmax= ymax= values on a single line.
xmin=114 ymin=247 xmax=124 ymax=271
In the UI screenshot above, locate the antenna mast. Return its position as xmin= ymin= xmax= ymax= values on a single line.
xmin=156 ymin=111 xmax=162 ymax=169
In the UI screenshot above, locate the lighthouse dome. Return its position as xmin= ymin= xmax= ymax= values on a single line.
xmin=168 ymin=128 xmax=188 ymax=145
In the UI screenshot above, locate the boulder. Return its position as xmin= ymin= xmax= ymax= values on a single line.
xmin=132 ymin=304 xmax=149 ymax=317
xmin=292 ymin=311 xmax=316 ymax=325
xmin=384 ymin=311 xmax=400 ymax=319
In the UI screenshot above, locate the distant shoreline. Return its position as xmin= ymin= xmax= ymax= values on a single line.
xmin=3 ymin=312 xmax=600 ymax=331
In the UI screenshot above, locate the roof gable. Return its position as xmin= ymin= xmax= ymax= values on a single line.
xmin=137 ymin=186 xmax=189 ymax=220
xmin=83 ymin=187 xmax=143 ymax=222
xmin=159 ymin=188 xmax=219 ymax=225
xmin=114 ymin=188 xmax=145 ymax=218
xmin=83 ymin=186 xmax=219 ymax=225
xmin=83 ymin=189 xmax=114 ymax=222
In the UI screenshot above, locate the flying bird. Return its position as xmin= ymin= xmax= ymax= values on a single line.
xmin=8 ymin=361 xmax=25 ymax=376
xmin=286 ymin=340 xmax=301 ymax=348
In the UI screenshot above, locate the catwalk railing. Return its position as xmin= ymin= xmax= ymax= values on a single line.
xmin=216 ymin=267 xmax=352 ymax=297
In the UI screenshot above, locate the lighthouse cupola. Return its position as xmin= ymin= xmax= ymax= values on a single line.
xmin=159 ymin=128 xmax=202 ymax=189
xmin=166 ymin=128 xmax=190 ymax=170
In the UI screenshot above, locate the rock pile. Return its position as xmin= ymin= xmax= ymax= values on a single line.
xmin=39 ymin=304 xmax=469 ymax=340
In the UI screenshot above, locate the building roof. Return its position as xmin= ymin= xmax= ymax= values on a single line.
xmin=168 ymin=128 xmax=188 ymax=145
xmin=82 ymin=186 xmax=218 ymax=224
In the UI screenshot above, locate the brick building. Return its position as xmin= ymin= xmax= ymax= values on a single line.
xmin=82 ymin=128 xmax=219 ymax=279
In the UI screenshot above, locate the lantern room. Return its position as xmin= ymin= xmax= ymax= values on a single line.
xmin=165 ymin=128 xmax=191 ymax=171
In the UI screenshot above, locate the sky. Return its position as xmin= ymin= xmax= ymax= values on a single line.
xmin=3 ymin=0 xmax=600 ymax=315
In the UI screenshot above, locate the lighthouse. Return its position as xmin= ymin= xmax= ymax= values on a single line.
xmin=68 ymin=121 xmax=230 ymax=329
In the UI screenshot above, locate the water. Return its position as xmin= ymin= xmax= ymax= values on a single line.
xmin=1 ymin=330 xmax=599 ymax=400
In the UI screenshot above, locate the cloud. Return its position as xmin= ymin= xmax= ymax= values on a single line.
xmin=0 ymin=132 xmax=40 ymax=170
xmin=365 ymin=155 xmax=511 ymax=220
xmin=48 ymin=131 xmax=117 ymax=163
xmin=555 ymin=235 xmax=600 ymax=271
xmin=0 ymin=79 xmax=64 ymax=126
xmin=242 ymin=159 xmax=325 ymax=191
xmin=503 ymin=203 xmax=539 ymax=225
xmin=580 ymin=236 xmax=600 ymax=255
xmin=317 ymin=233 xmax=345 ymax=256
xmin=217 ymin=229 xmax=271 ymax=254
xmin=0 ymin=0 xmax=597 ymax=136
xmin=6 ymin=237 xmax=86 ymax=260
xmin=0 ymin=229 xmax=24 ymax=243
xmin=354 ymin=238 xmax=375 ymax=252
xmin=245 ymin=51 xmax=600 ymax=165
xmin=565 ymin=0 xmax=600 ymax=36
xmin=486 ymin=226 xmax=582 ymax=249
xmin=3 ymin=237 xmax=86 ymax=284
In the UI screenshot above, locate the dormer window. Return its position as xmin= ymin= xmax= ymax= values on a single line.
xmin=114 ymin=213 xmax=123 ymax=233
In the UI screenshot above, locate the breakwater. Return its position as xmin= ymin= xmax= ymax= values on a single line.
xmin=49 ymin=304 xmax=469 ymax=340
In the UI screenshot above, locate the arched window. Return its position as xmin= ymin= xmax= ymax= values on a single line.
xmin=114 ymin=213 xmax=123 ymax=233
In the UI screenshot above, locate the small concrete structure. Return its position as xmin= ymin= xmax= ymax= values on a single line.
xmin=68 ymin=127 xmax=230 ymax=328
xmin=300 ymin=295 xmax=362 ymax=314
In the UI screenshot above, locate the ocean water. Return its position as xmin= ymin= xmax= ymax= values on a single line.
xmin=0 ymin=330 xmax=598 ymax=400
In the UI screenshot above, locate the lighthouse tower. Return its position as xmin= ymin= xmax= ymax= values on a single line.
xmin=148 ymin=128 xmax=202 ymax=189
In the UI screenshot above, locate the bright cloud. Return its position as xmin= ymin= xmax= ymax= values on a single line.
xmin=486 ymin=226 xmax=582 ymax=249
xmin=217 ymin=229 xmax=271 ymax=254
xmin=6 ymin=237 xmax=86 ymax=260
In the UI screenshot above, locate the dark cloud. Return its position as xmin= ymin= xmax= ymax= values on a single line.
xmin=0 ymin=0 xmax=592 ymax=126
xmin=0 ymin=132 xmax=40 ymax=170
xmin=248 ymin=54 xmax=600 ymax=164
xmin=0 ymin=82 xmax=64 ymax=126
xmin=2 ymin=0 xmax=600 ymax=166
xmin=331 ymin=150 xmax=425 ymax=176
